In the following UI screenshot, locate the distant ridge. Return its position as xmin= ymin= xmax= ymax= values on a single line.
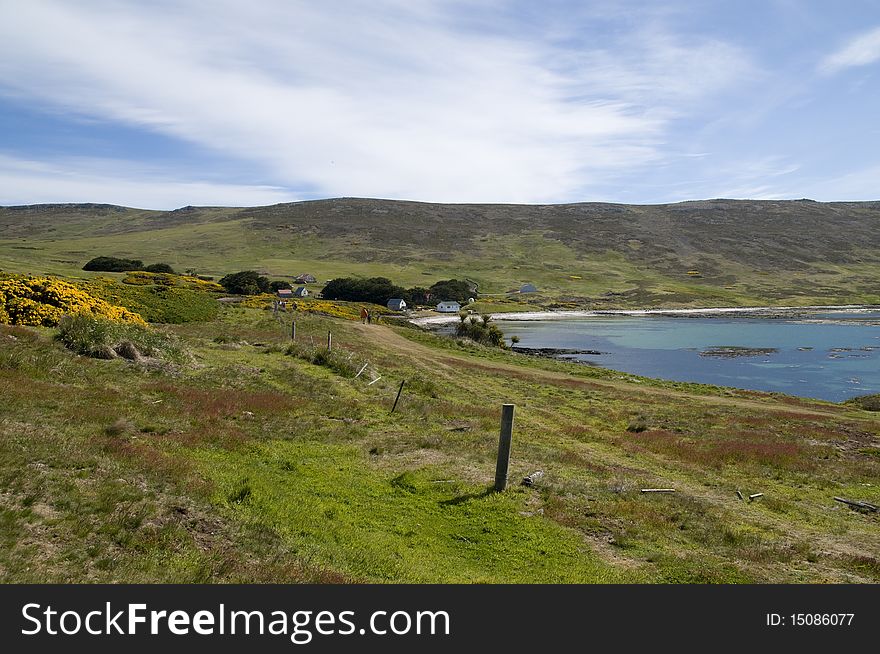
xmin=3 ymin=197 xmax=879 ymax=307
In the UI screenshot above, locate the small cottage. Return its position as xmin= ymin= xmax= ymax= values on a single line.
xmin=294 ymin=273 xmax=317 ymax=284
xmin=436 ymin=300 xmax=461 ymax=313
xmin=293 ymin=286 xmax=309 ymax=298
xmin=387 ymin=298 xmax=407 ymax=311
xmin=277 ymin=288 xmax=293 ymax=299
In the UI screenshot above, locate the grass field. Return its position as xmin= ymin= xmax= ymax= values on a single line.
xmin=2 ymin=299 xmax=878 ymax=583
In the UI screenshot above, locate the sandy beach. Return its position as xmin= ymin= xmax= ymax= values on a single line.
xmin=411 ymin=304 xmax=880 ymax=326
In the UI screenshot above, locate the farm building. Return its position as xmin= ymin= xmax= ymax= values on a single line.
xmin=294 ymin=273 xmax=317 ymax=284
xmin=276 ymin=288 xmax=293 ymax=299
xmin=293 ymin=286 xmax=309 ymax=297
xmin=387 ymin=298 xmax=407 ymax=311
xmin=519 ymin=283 xmax=538 ymax=293
xmin=436 ymin=300 xmax=461 ymax=313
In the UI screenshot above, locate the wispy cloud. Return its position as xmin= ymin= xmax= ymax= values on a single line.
xmin=0 ymin=154 xmax=297 ymax=208
xmin=0 ymin=0 xmax=756 ymax=205
xmin=819 ymin=25 xmax=880 ymax=74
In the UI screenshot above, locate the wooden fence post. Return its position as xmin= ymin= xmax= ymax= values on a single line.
xmin=327 ymin=330 xmax=332 ymax=351
xmin=390 ymin=380 xmax=406 ymax=414
xmin=291 ymin=321 xmax=296 ymax=341
xmin=494 ymin=404 xmax=515 ymax=492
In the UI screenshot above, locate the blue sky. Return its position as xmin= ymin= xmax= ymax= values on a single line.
xmin=0 ymin=0 xmax=879 ymax=208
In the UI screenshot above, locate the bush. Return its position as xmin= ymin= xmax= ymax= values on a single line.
xmin=269 ymin=280 xmax=291 ymax=292
xmin=83 ymin=256 xmax=144 ymax=272
xmin=144 ymin=263 xmax=176 ymax=274
xmin=122 ymin=271 xmax=174 ymax=286
xmin=56 ymin=314 xmax=186 ymax=363
xmin=429 ymin=279 xmax=475 ymax=303
xmin=85 ymin=279 xmax=220 ymax=324
xmin=847 ymin=394 xmax=880 ymax=412
xmin=321 ymin=276 xmax=406 ymax=305
xmin=455 ymin=313 xmax=506 ymax=348
xmin=0 ymin=275 xmax=145 ymax=326
xmin=626 ymin=416 xmax=649 ymax=433
xmin=219 ymin=270 xmax=271 ymax=295
xmin=403 ymin=286 xmax=431 ymax=305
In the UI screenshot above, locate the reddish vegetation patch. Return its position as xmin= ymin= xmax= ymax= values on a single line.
xmin=145 ymin=381 xmax=294 ymax=418
xmin=623 ymin=429 xmax=814 ymax=470
xmin=101 ymin=437 xmax=208 ymax=493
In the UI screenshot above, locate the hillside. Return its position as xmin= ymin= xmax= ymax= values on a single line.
xmin=2 ymin=198 xmax=880 ymax=308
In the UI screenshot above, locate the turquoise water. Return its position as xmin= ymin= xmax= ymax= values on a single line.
xmin=497 ymin=311 xmax=880 ymax=402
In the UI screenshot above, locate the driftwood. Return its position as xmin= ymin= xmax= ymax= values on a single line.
xmin=736 ymin=490 xmax=744 ymax=501
xmin=521 ymin=471 xmax=544 ymax=487
xmin=640 ymin=488 xmax=675 ymax=493
xmin=834 ymin=497 xmax=879 ymax=513
xmin=749 ymin=493 xmax=764 ymax=501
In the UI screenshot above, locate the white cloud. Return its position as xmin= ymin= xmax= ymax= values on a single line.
xmin=0 ymin=0 xmax=756 ymax=204
xmin=819 ymin=25 xmax=880 ymax=74
xmin=0 ymin=154 xmax=297 ymax=208
xmin=792 ymin=164 xmax=880 ymax=201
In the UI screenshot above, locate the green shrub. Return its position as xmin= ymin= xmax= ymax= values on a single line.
xmin=455 ymin=313 xmax=506 ymax=348
xmin=85 ymin=280 xmax=220 ymax=323
xmin=847 ymin=394 xmax=880 ymax=411
xmin=626 ymin=415 xmax=649 ymax=433
xmin=321 ymin=276 xmax=406 ymax=305
xmin=144 ymin=263 xmax=176 ymax=274
xmin=83 ymin=256 xmax=143 ymax=272
xmin=429 ymin=279 xmax=475 ymax=303
xmin=219 ymin=271 xmax=270 ymax=295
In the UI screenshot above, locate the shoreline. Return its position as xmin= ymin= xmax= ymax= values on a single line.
xmin=411 ymin=304 xmax=880 ymax=326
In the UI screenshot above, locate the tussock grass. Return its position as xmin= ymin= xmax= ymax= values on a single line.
xmin=56 ymin=314 xmax=187 ymax=363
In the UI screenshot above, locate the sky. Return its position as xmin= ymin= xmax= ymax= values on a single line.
xmin=0 ymin=0 xmax=879 ymax=209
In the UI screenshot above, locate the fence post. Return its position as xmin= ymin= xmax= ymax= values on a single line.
xmin=390 ymin=380 xmax=406 ymax=414
xmin=494 ymin=404 xmax=515 ymax=492
xmin=291 ymin=321 xmax=296 ymax=341
xmin=327 ymin=330 xmax=332 ymax=351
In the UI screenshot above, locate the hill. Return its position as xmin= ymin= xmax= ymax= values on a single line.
xmin=2 ymin=198 xmax=880 ymax=308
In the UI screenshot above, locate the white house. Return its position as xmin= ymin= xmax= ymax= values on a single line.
xmin=293 ymin=286 xmax=309 ymax=298
xmin=436 ymin=300 xmax=461 ymax=313
xmin=387 ymin=298 xmax=407 ymax=311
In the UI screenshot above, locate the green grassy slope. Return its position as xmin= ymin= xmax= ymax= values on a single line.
xmin=2 ymin=307 xmax=878 ymax=583
xmin=3 ymin=198 xmax=880 ymax=308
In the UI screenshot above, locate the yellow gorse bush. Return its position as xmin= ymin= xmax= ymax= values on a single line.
xmin=0 ymin=276 xmax=146 ymax=326
xmin=239 ymin=294 xmax=390 ymax=321
xmin=120 ymin=271 xmax=223 ymax=292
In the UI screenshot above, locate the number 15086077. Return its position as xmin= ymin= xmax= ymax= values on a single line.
xmin=766 ymin=613 xmax=854 ymax=626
